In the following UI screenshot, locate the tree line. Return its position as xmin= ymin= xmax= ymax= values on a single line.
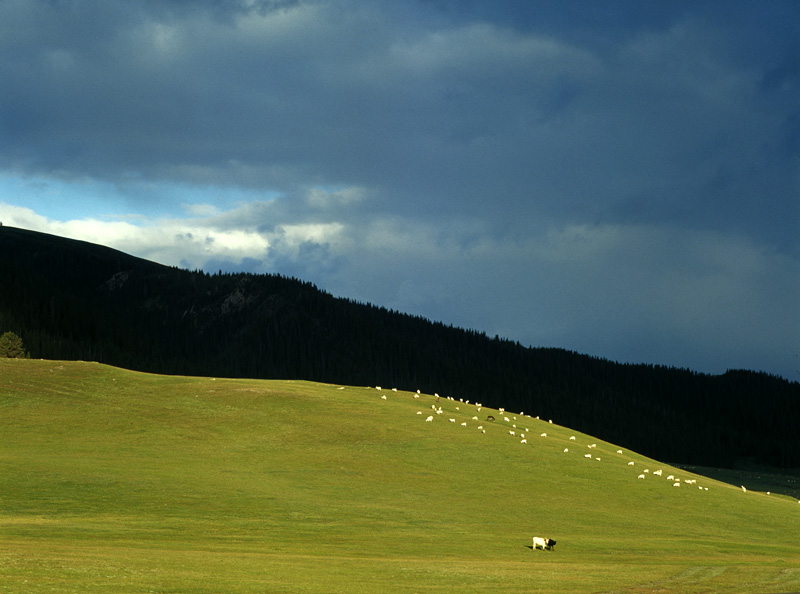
xmin=2 ymin=225 xmax=799 ymax=468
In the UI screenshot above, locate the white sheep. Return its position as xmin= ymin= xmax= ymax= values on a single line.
xmin=540 ymin=433 xmax=547 ymax=437
xmin=381 ymin=395 xmax=387 ymax=400
xmin=617 ymin=450 xmax=623 ymax=454
xmin=585 ymin=454 xmax=593 ymax=459
xmin=461 ymin=422 xmax=467 ymax=427
xmin=628 ymin=462 xmax=635 ymax=466
xmin=653 ymin=470 xmax=662 ymax=476
xmin=638 ymin=474 xmax=646 ymax=479
xmin=509 ymin=430 xmax=516 ymax=436
xmin=520 ymin=439 xmax=527 ymax=444
xmin=673 ymin=482 xmax=681 ymax=487
xmin=425 ymin=416 xmax=434 ymax=422
xmin=569 ymin=436 xmax=576 ymax=441
xmin=449 ymin=418 xmax=456 ymax=423
xmin=564 ymin=448 xmax=569 ymax=452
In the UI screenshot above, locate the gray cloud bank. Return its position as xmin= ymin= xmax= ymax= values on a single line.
xmin=1 ymin=0 xmax=798 ymax=379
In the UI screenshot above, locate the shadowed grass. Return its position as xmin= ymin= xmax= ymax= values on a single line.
xmin=1 ymin=359 xmax=799 ymax=593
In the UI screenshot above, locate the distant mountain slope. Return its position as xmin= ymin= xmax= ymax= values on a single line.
xmin=1 ymin=225 xmax=798 ymax=468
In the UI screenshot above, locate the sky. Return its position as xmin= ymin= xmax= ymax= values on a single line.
xmin=0 ymin=0 xmax=798 ymax=381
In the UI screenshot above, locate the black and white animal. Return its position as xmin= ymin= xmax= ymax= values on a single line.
xmin=532 ymin=536 xmax=557 ymax=551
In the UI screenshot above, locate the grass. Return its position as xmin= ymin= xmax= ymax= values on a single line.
xmin=1 ymin=358 xmax=799 ymax=593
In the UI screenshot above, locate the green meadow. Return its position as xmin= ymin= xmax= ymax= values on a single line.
xmin=1 ymin=359 xmax=798 ymax=593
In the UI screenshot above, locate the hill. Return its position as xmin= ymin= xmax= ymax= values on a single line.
xmin=1 ymin=359 xmax=798 ymax=593
xmin=1 ymin=225 xmax=799 ymax=469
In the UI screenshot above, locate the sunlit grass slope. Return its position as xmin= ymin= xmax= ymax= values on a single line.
xmin=2 ymin=359 xmax=799 ymax=593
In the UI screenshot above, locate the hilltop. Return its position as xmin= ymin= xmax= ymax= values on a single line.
xmin=1 ymin=225 xmax=799 ymax=469
xmin=1 ymin=359 xmax=798 ymax=593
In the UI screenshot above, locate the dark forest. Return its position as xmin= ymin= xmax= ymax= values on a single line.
xmin=2 ymin=225 xmax=798 ymax=469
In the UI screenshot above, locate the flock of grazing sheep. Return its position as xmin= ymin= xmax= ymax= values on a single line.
xmin=372 ymin=385 xmax=715 ymax=494
xmin=365 ymin=384 xmax=800 ymax=552
xmin=373 ymin=385 xmax=800 ymax=504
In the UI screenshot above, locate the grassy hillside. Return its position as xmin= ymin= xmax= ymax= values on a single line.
xmin=1 ymin=359 xmax=798 ymax=593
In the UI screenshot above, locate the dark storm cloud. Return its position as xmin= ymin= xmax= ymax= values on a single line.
xmin=1 ymin=1 xmax=796 ymax=237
